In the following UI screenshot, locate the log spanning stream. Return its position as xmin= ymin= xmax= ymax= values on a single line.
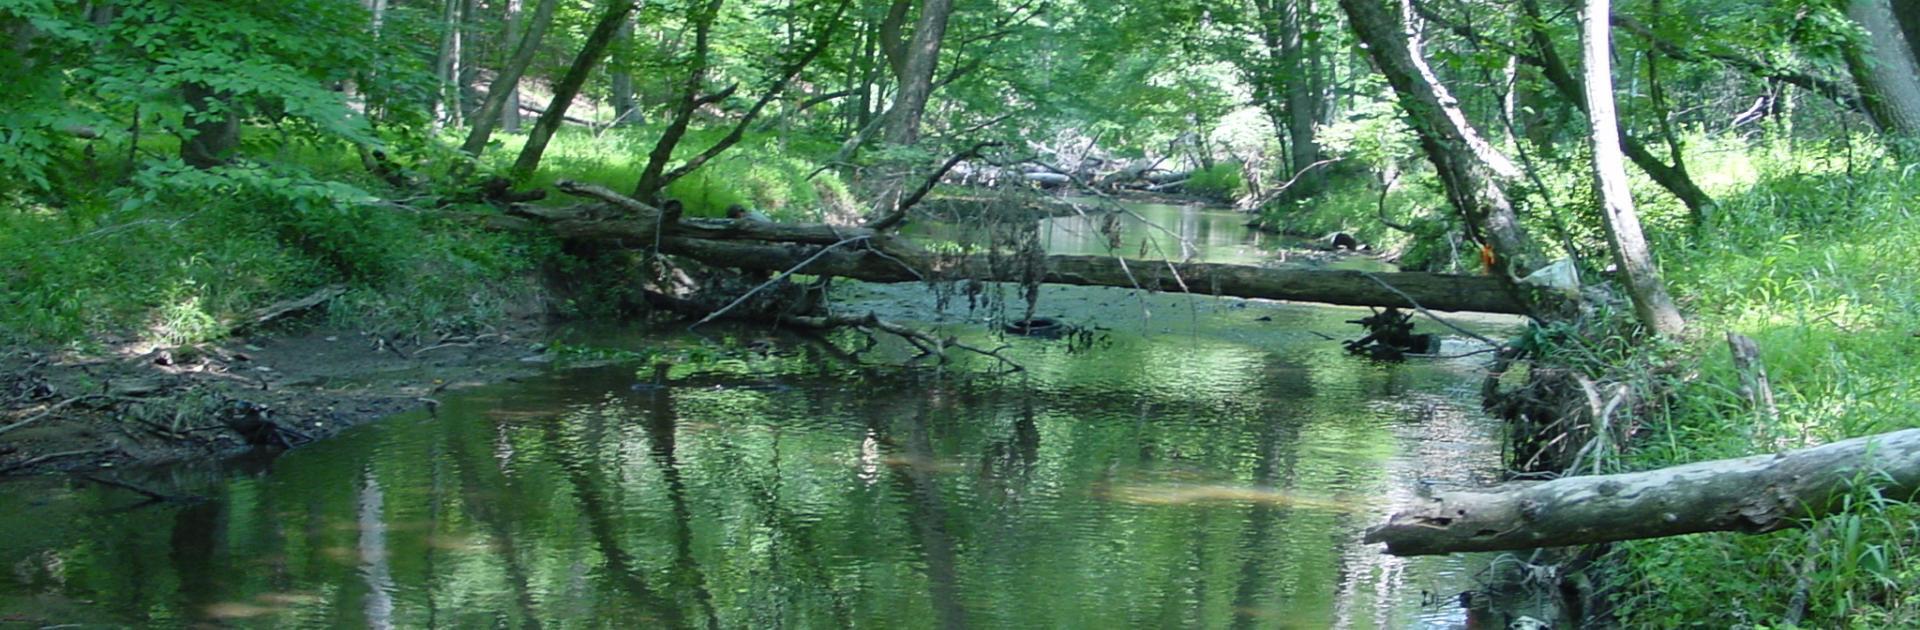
xmin=0 ymin=200 xmax=1525 ymax=627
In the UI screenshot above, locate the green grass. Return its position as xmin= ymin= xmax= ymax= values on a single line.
xmin=1605 ymin=137 xmax=1920 ymax=627
xmin=481 ymin=125 xmax=854 ymax=221
xmin=0 ymin=123 xmax=849 ymax=348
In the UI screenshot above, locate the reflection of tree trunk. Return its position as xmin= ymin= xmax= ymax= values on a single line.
xmin=536 ymin=405 xmax=688 ymax=626
xmin=357 ymin=468 xmax=396 ymax=630
xmin=892 ymin=405 xmax=969 ymax=630
xmin=169 ymin=498 xmax=224 ymax=617
xmin=444 ymin=423 xmax=547 ymax=628
xmin=180 ymin=82 xmax=241 ymax=168
xmin=1230 ymin=402 xmax=1300 ymax=630
xmin=1581 ymin=0 xmax=1684 ymax=337
xmin=641 ymin=365 xmax=723 ymax=630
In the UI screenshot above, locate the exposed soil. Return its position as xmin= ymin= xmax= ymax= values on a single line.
xmin=0 ymin=321 xmax=557 ymax=477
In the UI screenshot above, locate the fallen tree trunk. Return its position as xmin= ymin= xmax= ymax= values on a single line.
xmin=509 ymin=200 xmax=1527 ymax=313
xmin=669 ymin=238 xmax=1524 ymax=312
xmin=1366 ymin=428 xmax=1920 ymax=556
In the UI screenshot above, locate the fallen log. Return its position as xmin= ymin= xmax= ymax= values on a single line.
xmin=1366 ymin=428 xmax=1920 ymax=556
xmin=653 ymin=237 xmax=1525 ymax=313
xmin=508 ymin=200 xmax=1527 ymax=314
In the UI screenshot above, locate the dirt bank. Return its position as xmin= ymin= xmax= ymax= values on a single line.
xmin=0 ymin=322 xmax=557 ymax=477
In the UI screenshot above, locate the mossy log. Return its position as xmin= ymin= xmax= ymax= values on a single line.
xmin=1366 ymin=429 xmax=1920 ymax=556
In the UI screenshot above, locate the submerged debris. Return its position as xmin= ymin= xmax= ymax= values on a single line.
xmin=1343 ymin=307 xmax=1438 ymax=360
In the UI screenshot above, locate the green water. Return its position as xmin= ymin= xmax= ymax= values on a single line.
xmin=0 ymin=201 xmax=1518 ymax=628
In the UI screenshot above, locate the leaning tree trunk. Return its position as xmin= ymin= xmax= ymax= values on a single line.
xmin=1845 ymin=0 xmax=1920 ymax=155
xmin=461 ymin=0 xmax=559 ymax=156
xmin=631 ymin=0 xmax=725 ymax=203
xmin=510 ymin=0 xmax=641 ymax=179
xmin=1337 ymin=0 xmax=1536 ymax=281
xmin=883 ymin=0 xmax=954 ymax=146
xmin=1581 ymin=0 xmax=1685 ymax=337
xmin=1366 ymin=428 xmax=1920 ymax=556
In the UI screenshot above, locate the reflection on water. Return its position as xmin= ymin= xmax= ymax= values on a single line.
xmin=0 ymin=199 xmax=1514 ymax=628
xmin=0 ymin=310 xmax=1509 ymax=628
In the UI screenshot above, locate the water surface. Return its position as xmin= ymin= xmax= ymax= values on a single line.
xmin=0 ymin=200 xmax=1515 ymax=628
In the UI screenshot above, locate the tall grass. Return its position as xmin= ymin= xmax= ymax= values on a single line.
xmin=1607 ymin=136 xmax=1920 ymax=626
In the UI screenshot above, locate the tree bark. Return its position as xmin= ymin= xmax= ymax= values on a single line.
xmin=508 ymin=201 xmax=1529 ymax=313
xmin=1844 ymin=0 xmax=1920 ymax=154
xmin=883 ymin=0 xmax=955 ymax=145
xmin=511 ymin=0 xmax=642 ymax=179
xmin=1581 ymin=0 xmax=1685 ymax=337
xmin=461 ymin=0 xmax=559 ymax=156
xmin=1365 ymin=428 xmax=1920 ymax=556
xmin=1337 ymin=0 xmax=1536 ymax=280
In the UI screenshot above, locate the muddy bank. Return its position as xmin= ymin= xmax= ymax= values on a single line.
xmin=0 ymin=322 xmax=556 ymax=477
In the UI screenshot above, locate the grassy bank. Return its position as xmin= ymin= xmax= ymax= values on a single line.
xmin=0 ymin=126 xmax=848 ymax=348
xmin=1604 ymin=141 xmax=1920 ymax=626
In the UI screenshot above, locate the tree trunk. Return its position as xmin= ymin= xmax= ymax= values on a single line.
xmin=431 ymin=0 xmax=467 ymax=129
xmin=1581 ymin=0 xmax=1684 ymax=337
xmin=461 ymin=0 xmax=559 ymax=156
xmin=1280 ymin=0 xmax=1327 ymax=201
xmin=1844 ymin=0 xmax=1920 ymax=153
xmin=1365 ymin=428 xmax=1920 ymax=556
xmin=511 ymin=0 xmax=642 ymax=179
xmin=180 ymin=82 xmax=241 ymax=169
xmin=499 ymin=0 xmax=524 ymax=133
xmin=609 ymin=17 xmax=640 ymax=127
xmin=1337 ymin=0 xmax=1536 ymax=280
xmin=883 ymin=0 xmax=954 ymax=145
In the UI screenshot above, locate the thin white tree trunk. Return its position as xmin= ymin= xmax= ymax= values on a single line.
xmin=1582 ymin=0 xmax=1684 ymax=337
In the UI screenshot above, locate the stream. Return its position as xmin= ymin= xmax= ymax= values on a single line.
xmin=0 ymin=199 xmax=1520 ymax=628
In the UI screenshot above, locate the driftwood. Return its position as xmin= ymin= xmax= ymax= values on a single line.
xmin=508 ymin=200 xmax=1528 ymax=314
xmin=1365 ymin=429 xmax=1920 ymax=556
